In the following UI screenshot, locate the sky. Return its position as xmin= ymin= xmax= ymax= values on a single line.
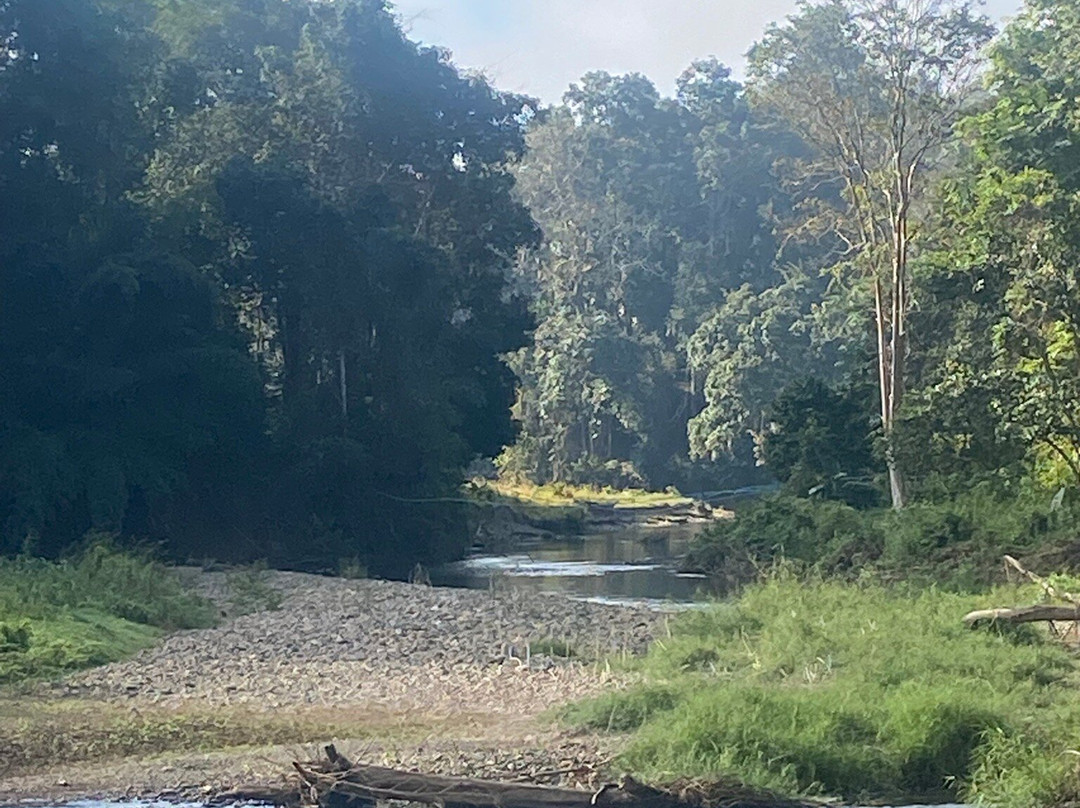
xmin=390 ymin=0 xmax=1027 ymax=104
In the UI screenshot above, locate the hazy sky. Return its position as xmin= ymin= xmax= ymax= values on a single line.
xmin=390 ymin=0 xmax=1027 ymax=103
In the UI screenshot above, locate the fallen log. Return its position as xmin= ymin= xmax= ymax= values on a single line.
xmin=963 ymin=604 xmax=1080 ymax=627
xmin=292 ymin=746 xmax=816 ymax=808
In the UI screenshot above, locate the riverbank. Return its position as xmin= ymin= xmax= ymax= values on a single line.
xmin=0 ymin=569 xmax=666 ymax=803
xmin=561 ymin=573 xmax=1080 ymax=808
xmin=466 ymin=480 xmax=725 ymax=551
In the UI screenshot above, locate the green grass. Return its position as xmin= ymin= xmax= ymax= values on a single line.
xmin=0 ymin=540 xmax=217 ymax=683
xmin=561 ymin=574 xmax=1080 ymax=807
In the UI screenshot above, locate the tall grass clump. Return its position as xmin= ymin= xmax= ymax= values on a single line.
xmin=0 ymin=538 xmax=216 ymax=683
xmin=564 ymin=574 xmax=1080 ymax=807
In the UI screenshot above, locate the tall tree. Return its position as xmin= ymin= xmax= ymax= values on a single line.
xmin=747 ymin=0 xmax=992 ymax=507
xmin=138 ymin=0 xmax=537 ymax=571
xmin=0 ymin=0 xmax=264 ymax=554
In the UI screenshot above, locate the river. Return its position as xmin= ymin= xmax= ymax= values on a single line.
xmin=431 ymin=522 xmax=719 ymax=608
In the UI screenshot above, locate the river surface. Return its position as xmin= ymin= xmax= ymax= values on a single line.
xmin=430 ymin=523 xmax=720 ymax=608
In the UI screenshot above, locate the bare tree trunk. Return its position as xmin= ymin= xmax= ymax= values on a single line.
xmin=886 ymin=165 xmax=910 ymax=509
xmin=338 ymin=349 xmax=348 ymax=434
xmin=874 ymin=278 xmax=905 ymax=508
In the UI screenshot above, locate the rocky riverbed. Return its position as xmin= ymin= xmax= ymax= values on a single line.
xmin=0 ymin=570 xmax=669 ymax=803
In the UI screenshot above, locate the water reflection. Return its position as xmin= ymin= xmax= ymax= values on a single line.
xmin=432 ymin=525 xmax=719 ymax=607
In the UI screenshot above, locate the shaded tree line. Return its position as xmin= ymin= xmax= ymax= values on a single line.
xmin=6 ymin=0 xmax=1080 ymax=571
xmin=0 ymin=0 xmax=535 ymax=572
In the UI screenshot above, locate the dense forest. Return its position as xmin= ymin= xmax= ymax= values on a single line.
xmin=3 ymin=0 xmax=1079 ymax=572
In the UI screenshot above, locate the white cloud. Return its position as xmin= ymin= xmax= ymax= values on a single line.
xmin=391 ymin=0 xmax=1026 ymax=103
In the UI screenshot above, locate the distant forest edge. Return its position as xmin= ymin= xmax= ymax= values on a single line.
xmin=3 ymin=0 xmax=1079 ymax=573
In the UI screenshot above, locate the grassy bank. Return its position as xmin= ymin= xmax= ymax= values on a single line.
xmin=472 ymin=479 xmax=692 ymax=509
xmin=686 ymin=490 xmax=1080 ymax=588
xmin=561 ymin=575 xmax=1080 ymax=808
xmin=0 ymin=542 xmax=216 ymax=684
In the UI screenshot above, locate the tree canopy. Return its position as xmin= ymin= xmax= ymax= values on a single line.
xmin=4 ymin=0 xmax=1080 ymax=568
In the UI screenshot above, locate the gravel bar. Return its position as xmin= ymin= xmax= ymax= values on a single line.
xmin=56 ymin=571 xmax=668 ymax=712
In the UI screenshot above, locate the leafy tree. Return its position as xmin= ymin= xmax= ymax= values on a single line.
xmin=686 ymin=271 xmax=845 ymax=459
xmin=911 ymin=0 xmax=1080 ymax=490
xmin=761 ymin=377 xmax=880 ymax=507
xmin=506 ymin=66 xmax=779 ymax=487
xmin=747 ymin=0 xmax=993 ymax=507
xmin=0 ymin=0 xmax=263 ymax=555
xmin=136 ymin=0 xmax=537 ymax=570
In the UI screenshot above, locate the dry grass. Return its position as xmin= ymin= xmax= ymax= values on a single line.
xmin=475 ymin=480 xmax=692 ymax=509
xmin=0 ymin=696 xmax=512 ymax=778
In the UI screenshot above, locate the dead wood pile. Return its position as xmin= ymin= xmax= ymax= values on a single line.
xmin=218 ymin=745 xmax=819 ymax=808
xmin=963 ymin=555 xmax=1080 ymax=634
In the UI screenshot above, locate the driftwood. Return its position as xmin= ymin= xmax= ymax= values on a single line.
xmin=964 ymin=556 xmax=1080 ymax=629
xmin=963 ymin=604 xmax=1080 ymax=627
xmin=289 ymin=746 xmax=816 ymax=808
xmin=1003 ymin=554 xmax=1080 ymax=605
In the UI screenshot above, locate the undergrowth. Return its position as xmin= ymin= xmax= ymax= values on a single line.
xmin=686 ymin=489 xmax=1080 ymax=588
xmin=0 ymin=539 xmax=216 ymax=683
xmin=561 ymin=574 xmax=1080 ymax=808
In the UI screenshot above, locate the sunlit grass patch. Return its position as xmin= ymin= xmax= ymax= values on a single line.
xmin=473 ymin=479 xmax=693 ymax=509
xmin=563 ymin=575 xmax=1080 ymax=807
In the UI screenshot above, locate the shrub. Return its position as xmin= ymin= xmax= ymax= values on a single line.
xmin=685 ymin=496 xmax=882 ymax=584
xmin=0 ymin=539 xmax=216 ymax=682
xmin=688 ymin=489 xmax=1080 ymax=588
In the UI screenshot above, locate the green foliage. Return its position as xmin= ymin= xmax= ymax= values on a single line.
xmin=506 ymin=63 xmax=782 ymax=489
xmin=566 ymin=576 xmax=1080 ymax=806
xmin=760 ymin=376 xmax=879 ymax=506
xmin=905 ymin=0 xmax=1080 ymax=494
xmin=686 ymin=275 xmax=846 ymax=462
xmin=688 ymin=490 xmax=1080 ymax=587
xmin=5 ymin=0 xmax=1080 ymax=583
xmin=0 ymin=0 xmax=536 ymax=574
xmin=686 ymin=497 xmax=881 ymax=583
xmin=0 ymin=542 xmax=215 ymax=682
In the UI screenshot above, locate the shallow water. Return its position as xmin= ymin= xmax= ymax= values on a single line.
xmin=430 ymin=523 xmax=721 ymax=608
